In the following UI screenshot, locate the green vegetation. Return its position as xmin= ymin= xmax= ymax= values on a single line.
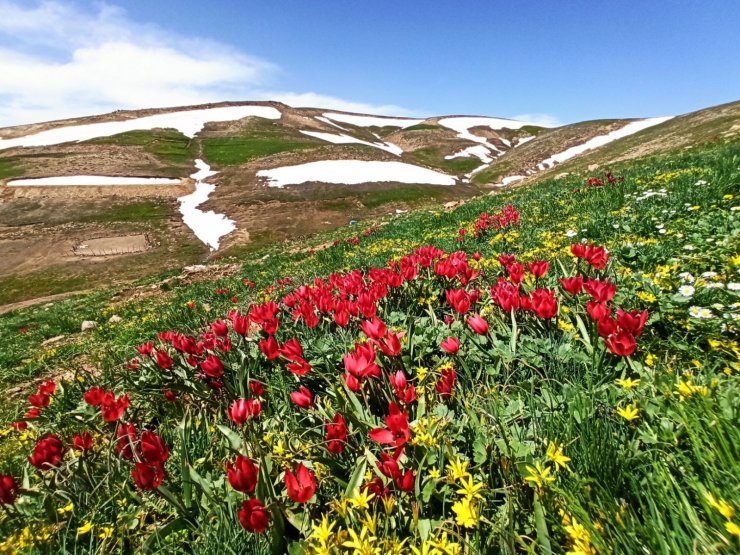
xmin=0 ymin=138 xmax=738 ymax=553
xmin=86 ymin=130 xmax=197 ymax=167
xmin=0 ymin=158 xmax=24 ymax=180
xmin=78 ymin=200 xmax=171 ymax=225
xmin=519 ymin=125 xmax=546 ymax=135
xmin=402 ymin=123 xmax=439 ymax=132
xmin=201 ymin=120 xmax=323 ymax=166
xmin=360 ymin=185 xmax=447 ymax=208
xmin=410 ymin=146 xmax=481 ymax=174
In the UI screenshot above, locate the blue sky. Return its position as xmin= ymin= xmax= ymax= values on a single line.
xmin=0 ymin=0 xmax=738 ymax=126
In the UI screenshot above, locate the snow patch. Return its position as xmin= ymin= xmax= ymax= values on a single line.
xmin=0 ymin=105 xmax=282 ymax=150
xmin=536 ymin=117 xmax=673 ymax=170
xmin=322 ymin=112 xmax=425 ymax=129
xmin=300 ymin=130 xmax=403 ymax=156
xmin=515 ymin=136 xmax=535 ymax=147
xmin=444 ymin=145 xmax=493 ymax=164
xmin=178 ymin=159 xmax=236 ymax=251
xmin=501 ymin=175 xmax=525 ymax=186
xmin=257 ymin=160 xmax=456 ymax=188
xmin=8 ymin=176 xmax=181 ymax=186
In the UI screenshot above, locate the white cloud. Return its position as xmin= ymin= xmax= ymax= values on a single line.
xmin=0 ymin=1 xmax=418 ymax=127
xmin=511 ymin=113 xmax=564 ymax=127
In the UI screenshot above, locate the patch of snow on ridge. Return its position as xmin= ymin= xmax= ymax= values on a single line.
xmin=445 ymin=145 xmax=493 ymax=164
xmin=536 ymin=117 xmax=674 ymax=170
xmin=300 ymin=130 xmax=403 ymax=156
xmin=178 ymin=159 xmax=235 ymax=251
xmin=8 ymin=176 xmax=181 ymax=186
xmin=257 ymin=160 xmax=456 ymax=188
xmin=322 ymin=112 xmax=425 ymax=129
xmin=0 ymin=106 xmax=282 ymax=150
xmin=501 ymin=176 xmax=525 ymax=186
xmin=515 ymin=136 xmax=535 ymax=147
xmin=438 ymin=116 xmax=545 ymax=145
xmin=315 ymin=116 xmax=348 ymax=131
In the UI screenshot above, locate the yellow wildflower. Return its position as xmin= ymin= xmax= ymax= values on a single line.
xmin=57 ymin=501 xmax=74 ymax=514
xmin=350 ymin=488 xmax=375 ymax=511
xmin=98 ymin=526 xmax=114 ymax=539
xmin=525 ymin=461 xmax=555 ymax=488
xmin=705 ymin=492 xmax=735 ymax=519
xmin=546 ymin=442 xmax=572 ymax=472
xmin=455 ymin=476 xmax=484 ymax=500
xmin=615 ymin=377 xmax=640 ymax=390
xmin=76 ymin=522 xmax=93 ymax=536
xmin=343 ymin=527 xmax=378 ymax=555
xmin=726 ymin=521 xmax=740 ymax=537
xmin=310 ymin=514 xmax=336 ymax=545
xmin=452 ymin=497 xmax=479 ymax=528
xmin=616 ymin=403 xmax=639 ymax=422
xmin=446 ymin=456 xmax=471 ymax=483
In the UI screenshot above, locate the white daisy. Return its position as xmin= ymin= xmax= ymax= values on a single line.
xmin=678 ymin=285 xmax=695 ymax=297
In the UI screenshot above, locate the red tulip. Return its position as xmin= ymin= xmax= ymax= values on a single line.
xmin=286 ymin=358 xmax=312 ymax=377
xmin=238 ymin=498 xmax=270 ymax=533
xmin=369 ymin=402 xmax=411 ymax=448
xmin=395 ymin=469 xmax=415 ymax=492
xmin=584 ymin=279 xmax=616 ymax=303
xmin=29 ymin=434 xmax=65 ymax=470
xmin=116 ymin=423 xmax=137 ymax=460
xmin=597 ymin=316 xmax=618 ymax=338
xmin=467 ymin=314 xmax=489 ymax=335
xmin=72 ymin=432 xmax=94 ymax=452
xmin=435 ymin=368 xmax=457 ymax=399
xmin=446 ymin=289 xmax=471 ymax=314
xmin=232 ymin=313 xmax=251 ymax=336
xmin=529 ymin=288 xmax=558 ymax=319
xmin=131 ymin=462 xmax=164 ymax=490
xmin=259 ymin=335 xmax=280 ymax=360
xmin=139 ymin=431 xmax=170 ymax=465
xmin=284 ymin=463 xmax=316 ymax=503
xmin=605 ymin=329 xmax=637 ymax=357
xmin=0 ymin=475 xmax=18 ymax=505
xmin=83 ymin=386 xmax=106 ymax=407
xmin=28 ymin=393 xmax=50 ymax=408
xmin=361 ymin=316 xmax=388 ymax=340
xmin=616 ymin=309 xmax=648 ymax=337
xmin=201 ymin=354 xmax=224 ymax=378
xmin=211 ymin=320 xmax=229 ymax=337
xmin=227 ymin=455 xmax=259 ymax=493
xmin=376 ymin=332 xmax=402 ymax=357
xmin=279 ymin=338 xmax=304 ymax=362
xmin=528 ymin=260 xmax=549 ymax=278
xmin=229 ymin=398 xmax=261 ymax=425
xmin=155 ymin=350 xmax=173 ymax=370
xmin=440 ymin=337 xmax=460 ymax=354
xmin=560 ymin=276 xmax=584 ymax=296
xmin=37 ymin=380 xmax=56 ymax=395
xmin=325 ymin=413 xmax=348 ymax=454
xmin=290 ymin=386 xmax=314 ymax=409
xmin=249 ymin=381 xmax=265 ymax=397
xmin=100 ymin=392 xmax=129 ymax=422
xmin=136 ymin=341 xmax=154 ymax=356
xmin=507 ymin=263 xmax=526 ymax=285
xmin=583 ymin=244 xmax=609 ymax=270
xmin=164 ymin=390 xmax=178 ymax=402
xmin=586 ymin=301 xmax=610 ymax=322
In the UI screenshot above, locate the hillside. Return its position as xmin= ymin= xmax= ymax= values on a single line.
xmin=1 ymin=101 xmax=738 ymax=308
xmin=0 ymin=132 xmax=737 ymax=553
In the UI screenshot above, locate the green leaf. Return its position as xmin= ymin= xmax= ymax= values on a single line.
xmin=574 ymin=314 xmax=593 ymax=354
xmin=533 ymin=492 xmax=553 ymax=555
xmin=216 ymin=424 xmax=243 ymax=452
xmin=143 ymin=517 xmax=190 ymax=553
xmin=345 ymin=456 xmax=367 ymax=497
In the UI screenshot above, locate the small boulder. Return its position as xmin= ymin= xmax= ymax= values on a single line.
xmin=81 ymin=320 xmax=98 ymax=332
xmin=588 ymin=164 xmax=600 ymax=171
xmin=108 ymin=315 xmax=123 ymax=324
xmin=41 ymin=335 xmax=65 ymax=347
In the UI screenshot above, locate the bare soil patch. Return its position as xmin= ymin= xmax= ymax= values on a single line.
xmin=74 ymin=234 xmax=150 ymax=256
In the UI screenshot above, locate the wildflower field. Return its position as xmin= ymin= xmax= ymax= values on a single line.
xmin=0 ymin=140 xmax=738 ymax=554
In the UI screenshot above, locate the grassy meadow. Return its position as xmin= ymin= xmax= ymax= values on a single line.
xmin=0 ymin=139 xmax=737 ymax=554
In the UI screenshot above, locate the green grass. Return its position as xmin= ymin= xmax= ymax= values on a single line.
xmin=86 ymin=130 xmax=196 ymax=167
xmin=201 ymin=120 xmax=323 ymax=166
xmin=402 ymin=123 xmax=439 ymax=132
xmin=360 ymin=185 xmax=448 ymax=208
xmin=0 ymin=158 xmax=24 ymax=180
xmin=409 ymin=146 xmax=481 ymax=174
xmin=77 ymin=200 xmax=171 ymax=225
xmin=0 ymin=138 xmax=737 ymax=554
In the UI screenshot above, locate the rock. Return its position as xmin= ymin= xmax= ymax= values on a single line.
xmin=108 ymin=315 xmax=123 ymax=324
xmin=588 ymin=164 xmax=600 ymax=171
xmin=81 ymin=320 xmax=98 ymax=332
xmin=444 ymin=201 xmax=462 ymax=210
xmin=41 ymin=335 xmax=65 ymax=347
xmin=182 ymin=264 xmax=208 ymax=275
xmin=554 ymin=172 xmax=570 ymax=179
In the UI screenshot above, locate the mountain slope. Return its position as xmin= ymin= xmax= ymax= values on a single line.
xmin=0 ymin=100 xmax=737 ymax=306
